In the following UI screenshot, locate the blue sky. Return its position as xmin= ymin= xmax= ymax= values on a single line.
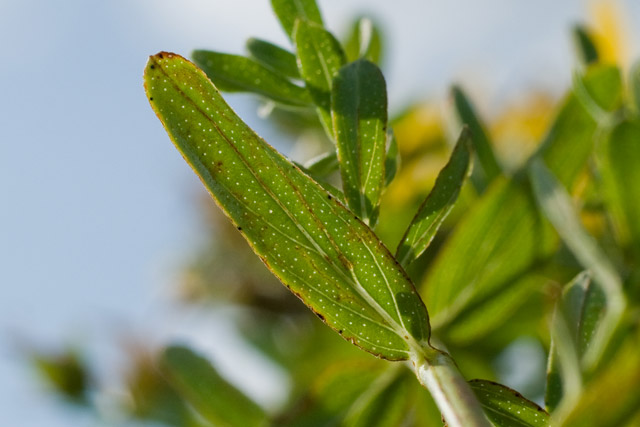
xmin=1 ymin=1 xmax=638 ymax=425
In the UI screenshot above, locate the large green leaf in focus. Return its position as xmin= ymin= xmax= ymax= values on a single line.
xmin=451 ymin=85 xmax=501 ymax=192
xmin=470 ymin=380 xmax=549 ymax=427
xmin=332 ymin=59 xmax=388 ymax=226
xmin=271 ymin=0 xmax=323 ymax=40
xmin=422 ymin=65 xmax=622 ymax=331
xmin=161 ymin=345 xmax=267 ymax=427
xmin=294 ymin=19 xmax=347 ymax=138
xmin=246 ymin=38 xmax=301 ymax=79
xmin=396 ymin=129 xmax=472 ymax=268
xmin=191 ymin=51 xmax=311 ymax=107
xmin=145 ymin=52 xmax=430 ymax=360
xmin=601 ymin=119 xmax=640 ymax=256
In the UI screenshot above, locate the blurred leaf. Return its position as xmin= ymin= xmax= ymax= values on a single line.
xmin=469 ymin=380 xmax=549 ymax=427
xmin=601 ymin=119 xmax=640 ymax=257
xmin=396 ymin=129 xmax=472 ymax=268
xmin=343 ymin=366 xmax=412 ymax=427
xmin=246 ymin=38 xmax=301 ymax=79
xmin=529 ymin=159 xmax=625 ymax=368
xmin=333 ymin=59 xmax=388 ymax=226
xmin=191 ymin=50 xmax=311 ymax=107
xmin=451 ymin=85 xmax=501 ymax=192
xmin=556 ymin=327 xmax=640 ymax=426
xmin=302 ymin=150 xmax=339 ymax=177
xmin=32 ymin=350 xmax=90 ymax=404
xmin=545 ymin=272 xmax=606 ymax=412
xmin=572 ymin=25 xmax=599 ymax=66
xmin=271 ymin=0 xmax=323 ymax=40
xmin=631 ymin=61 xmax=640 ymax=114
xmin=344 ymin=17 xmax=383 ymax=64
xmin=161 ymin=346 xmax=266 ymax=427
xmin=423 ymin=65 xmax=622 ymax=329
xmin=145 ymin=52 xmax=430 ymax=360
xmin=384 ymin=129 xmax=399 ymax=186
xmin=294 ymin=19 xmax=347 ymax=137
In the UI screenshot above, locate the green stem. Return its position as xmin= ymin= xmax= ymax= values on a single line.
xmin=412 ymin=350 xmax=490 ymax=427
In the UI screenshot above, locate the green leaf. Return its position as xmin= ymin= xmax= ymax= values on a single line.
xmin=470 ymin=380 xmax=549 ymax=427
xmin=161 ymin=345 xmax=266 ymax=427
xmin=246 ymin=38 xmax=301 ymax=79
xmin=332 ymin=59 xmax=388 ymax=226
xmin=344 ymin=17 xmax=383 ymax=64
xmin=529 ymin=159 xmax=625 ymax=367
xmin=294 ymin=19 xmax=347 ymax=138
xmin=631 ymin=60 xmax=640 ymax=114
xmin=423 ymin=65 xmax=622 ymax=328
xmin=545 ymin=272 xmax=606 ymax=412
xmin=451 ymin=85 xmax=501 ymax=192
xmin=601 ymin=119 xmax=640 ymax=256
xmin=145 ymin=52 xmax=430 ymax=361
xmin=572 ymin=25 xmax=599 ymax=66
xmin=271 ymin=0 xmax=323 ymax=40
xmin=302 ymin=150 xmax=339 ymax=177
xmin=343 ymin=366 xmax=412 ymax=427
xmin=384 ymin=129 xmax=399 ymax=186
xmin=191 ymin=50 xmax=311 ymax=107
xmin=557 ymin=328 xmax=640 ymax=427
xmin=396 ymin=129 xmax=472 ymax=268
xmin=529 ymin=159 xmax=622 ymax=299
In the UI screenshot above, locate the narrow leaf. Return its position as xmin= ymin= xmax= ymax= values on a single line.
xmin=271 ymin=0 xmax=323 ymax=40
xmin=344 ymin=17 xmax=383 ymax=64
xmin=470 ymin=380 xmax=549 ymax=427
xmin=384 ymin=129 xmax=399 ymax=186
xmin=529 ymin=159 xmax=625 ymax=367
xmin=451 ymin=85 xmax=501 ymax=191
xmin=246 ymin=38 xmax=301 ymax=79
xmin=396 ymin=129 xmax=472 ymax=267
xmin=332 ymin=59 xmax=388 ymax=226
xmin=145 ymin=52 xmax=430 ymax=360
xmin=161 ymin=346 xmax=266 ymax=427
xmin=572 ymin=25 xmax=599 ymax=66
xmin=191 ymin=50 xmax=311 ymax=107
xmin=545 ymin=272 xmax=606 ymax=412
xmin=294 ymin=19 xmax=347 ymax=138
xmin=303 ymin=150 xmax=339 ymax=177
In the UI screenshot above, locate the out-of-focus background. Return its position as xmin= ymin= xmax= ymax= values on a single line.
xmin=1 ymin=1 xmax=639 ymax=425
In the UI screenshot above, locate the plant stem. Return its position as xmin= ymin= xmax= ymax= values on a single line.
xmin=412 ymin=350 xmax=491 ymax=427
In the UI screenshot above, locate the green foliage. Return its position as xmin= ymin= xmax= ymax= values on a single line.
xmin=470 ymin=380 xmax=549 ymax=427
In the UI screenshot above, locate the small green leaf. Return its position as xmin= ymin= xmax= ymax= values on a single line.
xmin=545 ymin=272 xmax=606 ymax=412
xmin=384 ymin=129 xmax=399 ymax=186
xmin=332 ymin=59 xmax=388 ymax=226
xmin=572 ymin=25 xmax=599 ymax=66
xmin=601 ymin=119 xmax=640 ymax=256
xmin=344 ymin=17 xmax=383 ymax=64
xmin=246 ymin=38 xmax=301 ymax=79
xmin=145 ymin=52 xmax=430 ymax=360
xmin=191 ymin=50 xmax=311 ymax=107
xmin=161 ymin=345 xmax=266 ymax=427
xmin=396 ymin=129 xmax=472 ymax=268
xmin=470 ymin=380 xmax=549 ymax=427
xmin=294 ymin=19 xmax=347 ymax=138
xmin=271 ymin=0 xmax=323 ymax=40
xmin=303 ymin=150 xmax=339 ymax=177
xmin=451 ymin=85 xmax=501 ymax=192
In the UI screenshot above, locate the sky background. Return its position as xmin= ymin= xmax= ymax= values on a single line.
xmin=1 ymin=1 xmax=639 ymax=425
